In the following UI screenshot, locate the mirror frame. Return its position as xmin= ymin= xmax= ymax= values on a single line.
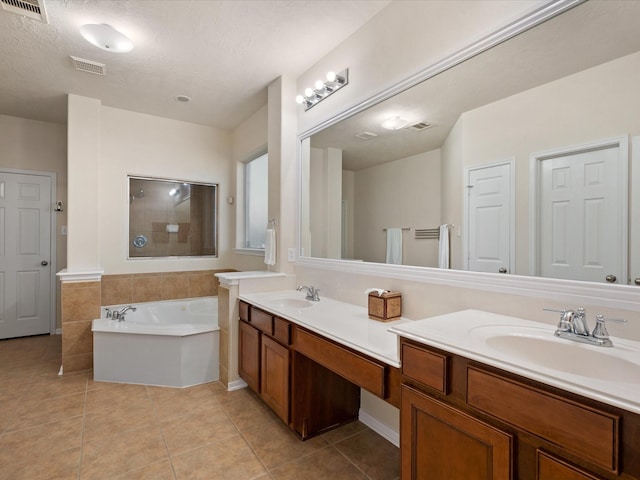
xmin=296 ymin=0 xmax=640 ymax=311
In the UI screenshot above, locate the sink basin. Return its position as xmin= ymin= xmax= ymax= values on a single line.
xmin=471 ymin=325 xmax=640 ymax=383
xmin=267 ymin=298 xmax=314 ymax=310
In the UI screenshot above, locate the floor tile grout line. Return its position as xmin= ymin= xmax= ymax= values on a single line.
xmin=77 ymin=372 xmax=89 ymax=480
xmin=332 ymin=441 xmax=376 ymax=480
xmin=146 ymin=384 xmax=179 ymax=480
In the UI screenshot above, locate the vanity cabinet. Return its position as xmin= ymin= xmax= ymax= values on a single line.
xmin=238 ymin=302 xmax=291 ymax=423
xmin=238 ymin=299 xmax=402 ymax=441
xmin=399 ymin=337 xmax=640 ymax=480
xmin=401 ymin=384 xmax=512 ymax=480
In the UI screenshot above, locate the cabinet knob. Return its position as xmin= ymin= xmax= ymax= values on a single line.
xmin=605 ymin=274 xmax=617 ymax=283
xmin=41 ymin=260 xmax=48 ymax=266
xmin=498 ymin=268 xmax=507 ymax=274
xmin=634 ymin=278 xmax=640 ymax=286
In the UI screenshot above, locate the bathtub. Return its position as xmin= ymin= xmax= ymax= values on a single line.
xmin=92 ymin=297 xmax=219 ymax=388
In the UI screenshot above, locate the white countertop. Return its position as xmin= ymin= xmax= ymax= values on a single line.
xmin=238 ymin=290 xmax=408 ymax=367
xmin=215 ymin=271 xmax=285 ymax=286
xmin=389 ymin=309 xmax=640 ymax=415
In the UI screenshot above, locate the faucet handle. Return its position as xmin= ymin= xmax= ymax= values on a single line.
xmin=543 ymin=307 xmax=573 ymax=332
xmin=592 ymin=315 xmax=627 ymax=339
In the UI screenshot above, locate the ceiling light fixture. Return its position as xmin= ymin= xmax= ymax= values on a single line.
xmin=79 ymin=23 xmax=134 ymax=53
xmin=381 ymin=116 xmax=409 ymax=130
xmin=296 ymin=68 xmax=349 ymax=111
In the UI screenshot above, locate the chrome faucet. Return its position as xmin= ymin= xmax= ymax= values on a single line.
xmin=544 ymin=307 xmax=626 ymax=347
xmin=297 ymin=285 xmax=320 ymax=301
xmin=107 ymin=305 xmax=137 ymax=322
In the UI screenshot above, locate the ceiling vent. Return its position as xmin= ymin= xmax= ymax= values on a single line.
xmin=404 ymin=122 xmax=432 ymax=132
xmin=1 ymin=0 xmax=48 ymax=23
xmin=70 ymin=56 xmax=106 ymax=76
xmin=355 ymin=131 xmax=378 ymax=140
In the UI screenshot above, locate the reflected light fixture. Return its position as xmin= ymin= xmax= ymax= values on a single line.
xmin=296 ymin=68 xmax=349 ymax=111
xmin=381 ymin=116 xmax=409 ymax=130
xmin=80 ymin=23 xmax=134 ymax=53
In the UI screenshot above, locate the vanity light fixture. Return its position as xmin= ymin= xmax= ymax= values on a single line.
xmin=381 ymin=116 xmax=409 ymax=130
xmin=296 ymin=68 xmax=349 ymax=111
xmin=79 ymin=23 xmax=134 ymax=53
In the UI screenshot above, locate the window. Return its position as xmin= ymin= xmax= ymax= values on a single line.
xmin=244 ymin=153 xmax=268 ymax=249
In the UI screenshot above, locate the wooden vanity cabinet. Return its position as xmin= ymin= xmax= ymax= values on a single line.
xmin=399 ymin=337 xmax=640 ymax=480
xmin=238 ymin=302 xmax=291 ymax=423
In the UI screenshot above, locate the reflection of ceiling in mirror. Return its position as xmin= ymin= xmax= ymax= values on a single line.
xmin=310 ymin=1 xmax=640 ymax=171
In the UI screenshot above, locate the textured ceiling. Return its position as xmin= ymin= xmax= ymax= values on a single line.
xmin=0 ymin=0 xmax=390 ymax=129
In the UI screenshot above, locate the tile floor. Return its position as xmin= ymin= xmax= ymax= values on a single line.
xmin=0 ymin=334 xmax=400 ymax=480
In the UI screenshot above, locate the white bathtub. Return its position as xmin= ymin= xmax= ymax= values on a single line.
xmin=92 ymin=297 xmax=219 ymax=388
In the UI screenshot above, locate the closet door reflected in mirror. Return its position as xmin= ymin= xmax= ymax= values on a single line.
xmin=128 ymin=176 xmax=218 ymax=258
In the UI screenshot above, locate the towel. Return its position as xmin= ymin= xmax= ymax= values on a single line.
xmin=264 ymin=228 xmax=276 ymax=265
xmin=385 ymin=228 xmax=403 ymax=264
xmin=438 ymin=224 xmax=450 ymax=269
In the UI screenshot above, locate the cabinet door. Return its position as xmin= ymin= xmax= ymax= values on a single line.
xmin=261 ymin=335 xmax=290 ymax=423
xmin=537 ymin=451 xmax=603 ymax=480
xmin=401 ymin=384 xmax=512 ymax=480
xmin=239 ymin=320 xmax=260 ymax=393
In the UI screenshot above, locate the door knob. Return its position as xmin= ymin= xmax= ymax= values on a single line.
xmin=41 ymin=261 xmax=48 ymax=266
xmin=498 ymin=268 xmax=507 ymax=273
xmin=605 ymin=274 xmax=617 ymax=283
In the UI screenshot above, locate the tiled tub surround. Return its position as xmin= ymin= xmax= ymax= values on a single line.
xmin=60 ymin=270 xmax=234 ymax=374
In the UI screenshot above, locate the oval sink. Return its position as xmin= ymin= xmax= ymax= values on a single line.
xmin=268 ymin=298 xmax=314 ymax=309
xmin=471 ymin=325 xmax=640 ymax=383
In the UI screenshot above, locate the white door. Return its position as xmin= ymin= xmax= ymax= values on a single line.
xmin=0 ymin=172 xmax=52 ymax=339
xmin=466 ymin=162 xmax=513 ymax=274
xmin=538 ymin=144 xmax=624 ymax=283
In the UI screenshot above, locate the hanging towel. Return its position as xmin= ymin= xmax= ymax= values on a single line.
xmin=438 ymin=224 xmax=450 ymax=269
xmin=385 ymin=228 xmax=403 ymax=265
xmin=264 ymin=228 xmax=276 ymax=266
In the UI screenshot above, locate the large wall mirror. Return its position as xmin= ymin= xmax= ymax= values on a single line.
xmin=299 ymin=0 xmax=640 ymax=288
xmin=128 ymin=176 xmax=218 ymax=258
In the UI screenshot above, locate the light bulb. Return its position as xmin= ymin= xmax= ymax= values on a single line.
xmin=296 ymin=95 xmax=305 ymax=104
xmin=326 ymin=71 xmax=336 ymax=82
xmin=304 ymin=87 xmax=314 ymax=98
xmin=315 ymin=79 xmax=325 ymax=90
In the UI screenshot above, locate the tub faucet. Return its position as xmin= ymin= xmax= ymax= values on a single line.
xmin=111 ymin=305 xmax=137 ymax=322
xmin=297 ymin=285 xmax=320 ymax=301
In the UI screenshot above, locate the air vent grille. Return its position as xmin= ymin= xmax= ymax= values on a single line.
xmin=405 ymin=122 xmax=432 ymax=132
xmin=70 ymin=56 xmax=106 ymax=76
xmin=355 ymin=131 xmax=378 ymax=140
xmin=0 ymin=0 xmax=48 ymax=23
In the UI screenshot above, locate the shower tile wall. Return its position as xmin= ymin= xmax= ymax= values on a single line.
xmin=60 ymin=269 xmax=234 ymax=374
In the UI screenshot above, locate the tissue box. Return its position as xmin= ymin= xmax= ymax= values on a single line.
xmin=368 ymin=291 xmax=402 ymax=322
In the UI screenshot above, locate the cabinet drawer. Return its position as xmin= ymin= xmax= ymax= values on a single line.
xmin=249 ymin=307 xmax=273 ymax=335
xmin=467 ymin=367 xmax=619 ymax=472
xmin=273 ymin=317 xmax=291 ymax=345
xmin=295 ymin=328 xmax=385 ymax=397
xmin=401 ymin=343 xmax=448 ymax=394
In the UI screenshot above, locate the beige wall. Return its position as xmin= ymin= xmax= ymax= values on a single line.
xmin=231 ymin=105 xmax=271 ymax=272
xmin=353 ymin=149 xmax=441 ymax=266
xmin=66 ymin=95 xmax=233 ymax=275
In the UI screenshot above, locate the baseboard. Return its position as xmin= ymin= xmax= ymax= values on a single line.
xmin=359 ymin=409 xmax=400 ymax=447
xmin=227 ymin=378 xmax=248 ymax=391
